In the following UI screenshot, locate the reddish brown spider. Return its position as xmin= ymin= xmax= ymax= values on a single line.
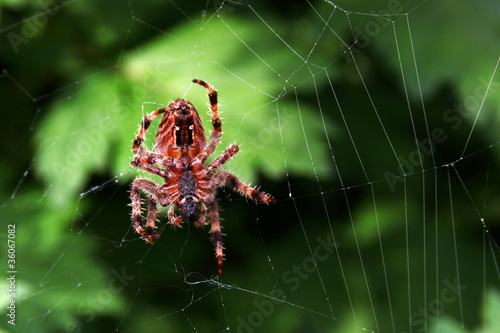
xmin=130 ymin=79 xmax=275 ymax=277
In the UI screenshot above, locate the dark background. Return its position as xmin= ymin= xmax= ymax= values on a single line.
xmin=1 ymin=0 xmax=500 ymax=332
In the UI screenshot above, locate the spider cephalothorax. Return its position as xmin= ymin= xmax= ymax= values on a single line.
xmin=130 ymin=79 xmax=275 ymax=277
xmin=178 ymin=172 xmax=200 ymax=221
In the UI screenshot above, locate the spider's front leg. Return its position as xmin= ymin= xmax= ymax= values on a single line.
xmin=130 ymin=178 xmax=162 ymax=243
xmin=209 ymin=200 xmax=224 ymax=277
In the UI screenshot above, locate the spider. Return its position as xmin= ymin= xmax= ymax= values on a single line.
xmin=130 ymin=79 xmax=275 ymax=277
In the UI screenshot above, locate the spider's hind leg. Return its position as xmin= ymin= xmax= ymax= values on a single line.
xmin=191 ymin=79 xmax=222 ymax=169
xmin=131 ymin=178 xmax=161 ymax=243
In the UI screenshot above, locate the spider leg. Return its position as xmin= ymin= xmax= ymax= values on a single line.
xmin=131 ymin=155 xmax=169 ymax=179
xmin=168 ymin=204 xmax=183 ymax=227
xmin=209 ymin=199 xmax=224 ymax=277
xmin=131 ymin=178 xmax=162 ymax=243
xmin=212 ymin=170 xmax=275 ymax=204
xmin=193 ymin=79 xmax=220 ymax=133
xmin=131 ymin=106 xmax=185 ymax=178
xmin=204 ymin=144 xmax=239 ymax=176
xmin=191 ymin=79 xmax=222 ymax=169
xmin=194 ymin=202 xmax=208 ymax=227
xmin=131 ymin=150 xmax=182 ymax=179
xmin=132 ymin=107 xmax=169 ymax=154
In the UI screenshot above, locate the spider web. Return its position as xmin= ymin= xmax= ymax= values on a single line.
xmin=1 ymin=0 xmax=500 ymax=332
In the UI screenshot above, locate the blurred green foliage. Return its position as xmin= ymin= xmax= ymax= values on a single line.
xmin=34 ymin=15 xmax=334 ymax=207
xmin=1 ymin=1 xmax=500 ymax=333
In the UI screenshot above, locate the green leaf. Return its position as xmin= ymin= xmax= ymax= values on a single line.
xmin=34 ymin=17 xmax=334 ymax=207
xmin=34 ymin=75 xmax=121 ymax=207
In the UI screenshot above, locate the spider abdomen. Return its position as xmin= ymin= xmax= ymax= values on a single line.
xmin=154 ymin=99 xmax=206 ymax=162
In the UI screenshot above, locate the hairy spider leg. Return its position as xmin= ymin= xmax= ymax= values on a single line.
xmin=133 ymin=108 xmax=167 ymax=154
xmin=168 ymin=204 xmax=182 ymax=227
xmin=192 ymin=79 xmax=220 ymax=132
xmin=131 ymin=107 xmax=184 ymax=177
xmin=209 ymin=199 xmax=224 ymax=277
xmin=131 ymin=178 xmax=161 ymax=243
xmin=194 ymin=202 xmax=208 ymax=227
xmin=191 ymin=79 xmax=222 ymax=170
xmin=131 ymin=151 xmax=182 ymax=180
xmin=213 ymin=170 xmax=275 ymax=204
xmin=203 ymin=144 xmax=240 ymax=176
